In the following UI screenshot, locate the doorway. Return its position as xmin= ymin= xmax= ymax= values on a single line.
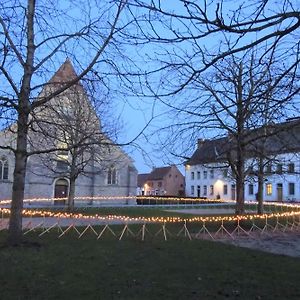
xmin=231 ymin=184 xmax=236 ymax=201
xmin=277 ymin=183 xmax=283 ymax=202
xmin=54 ymin=179 xmax=69 ymax=205
xmin=197 ymin=185 xmax=201 ymax=197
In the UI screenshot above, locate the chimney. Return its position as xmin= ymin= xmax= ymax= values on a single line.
xmin=197 ymin=139 xmax=205 ymax=149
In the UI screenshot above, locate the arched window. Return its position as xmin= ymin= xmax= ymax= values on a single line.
xmin=0 ymin=156 xmax=9 ymax=180
xmin=107 ymin=165 xmax=117 ymax=185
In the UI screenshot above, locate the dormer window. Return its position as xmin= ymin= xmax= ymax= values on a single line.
xmin=288 ymin=163 xmax=295 ymax=173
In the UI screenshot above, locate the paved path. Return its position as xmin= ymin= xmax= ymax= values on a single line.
xmin=219 ymin=232 xmax=300 ymax=258
xmin=167 ymin=208 xmax=256 ymax=215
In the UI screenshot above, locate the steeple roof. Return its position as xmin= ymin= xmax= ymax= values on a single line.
xmin=48 ymin=58 xmax=78 ymax=84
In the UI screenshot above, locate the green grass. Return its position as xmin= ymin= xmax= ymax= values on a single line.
xmin=0 ymin=231 xmax=299 ymax=300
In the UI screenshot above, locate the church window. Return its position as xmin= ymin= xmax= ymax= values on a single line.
xmin=0 ymin=157 xmax=9 ymax=180
xmin=107 ymin=165 xmax=117 ymax=185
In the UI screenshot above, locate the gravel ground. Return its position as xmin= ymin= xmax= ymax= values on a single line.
xmin=218 ymin=232 xmax=300 ymax=257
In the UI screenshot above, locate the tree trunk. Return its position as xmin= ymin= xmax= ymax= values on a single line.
xmin=7 ymin=0 xmax=36 ymax=245
xmin=257 ymin=159 xmax=264 ymax=214
xmin=8 ymin=115 xmax=29 ymax=245
xmin=235 ymin=175 xmax=245 ymax=214
xmin=68 ymin=177 xmax=76 ymax=211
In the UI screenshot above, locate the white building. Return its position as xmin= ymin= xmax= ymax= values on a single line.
xmin=0 ymin=60 xmax=137 ymax=202
xmin=185 ymin=120 xmax=300 ymax=202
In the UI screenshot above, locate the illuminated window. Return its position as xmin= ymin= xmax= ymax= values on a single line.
xmin=223 ymin=184 xmax=228 ymax=195
xmin=0 ymin=156 xmax=8 ymax=180
xmin=107 ymin=165 xmax=117 ymax=185
xmin=56 ymin=141 xmax=69 ymax=169
xmin=266 ymin=183 xmax=272 ymax=196
xmin=289 ymin=183 xmax=295 ymax=195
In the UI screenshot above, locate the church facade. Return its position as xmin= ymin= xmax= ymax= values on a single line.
xmin=0 ymin=60 xmax=137 ymax=203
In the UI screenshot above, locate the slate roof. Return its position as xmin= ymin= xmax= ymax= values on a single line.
xmin=47 ymin=59 xmax=85 ymax=94
xmin=49 ymin=59 xmax=78 ymax=83
xmin=147 ymin=166 xmax=172 ymax=180
xmin=137 ymin=166 xmax=174 ymax=187
xmin=186 ymin=118 xmax=300 ymax=166
xmin=187 ymin=137 xmax=229 ymax=165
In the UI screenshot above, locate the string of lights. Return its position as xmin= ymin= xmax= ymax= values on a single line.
xmin=1 ymin=201 xmax=300 ymax=225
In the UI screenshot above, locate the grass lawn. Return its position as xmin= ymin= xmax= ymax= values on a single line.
xmin=0 ymin=230 xmax=300 ymax=300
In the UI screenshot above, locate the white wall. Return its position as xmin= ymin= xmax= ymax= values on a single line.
xmin=185 ymin=152 xmax=300 ymax=202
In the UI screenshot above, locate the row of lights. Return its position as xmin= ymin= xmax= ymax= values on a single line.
xmin=0 ymin=196 xmax=229 ymax=204
xmin=1 ymin=202 xmax=300 ymax=224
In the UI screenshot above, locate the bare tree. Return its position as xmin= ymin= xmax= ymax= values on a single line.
xmin=127 ymin=0 xmax=300 ymax=93
xmin=0 ymin=0 xmax=138 ymax=245
xmin=151 ymin=47 xmax=298 ymax=214
xmin=123 ymin=0 xmax=300 ymax=213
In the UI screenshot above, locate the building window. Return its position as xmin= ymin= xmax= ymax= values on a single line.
xmin=222 ymin=168 xmax=228 ymax=178
xmin=158 ymin=181 xmax=162 ymax=187
xmin=265 ymin=164 xmax=272 ymax=174
xmin=56 ymin=160 xmax=69 ymax=171
xmin=266 ymin=183 xmax=272 ymax=196
xmin=248 ymin=184 xmax=254 ymax=195
xmin=191 ymin=172 xmax=195 ymax=180
xmin=0 ymin=156 xmax=9 ymax=180
xmin=248 ymin=166 xmax=255 ymax=175
xmin=107 ymin=165 xmax=117 ymax=185
xmin=203 ymin=171 xmax=207 ymax=179
xmin=210 ymin=169 xmax=214 ymax=179
xmin=288 ymin=163 xmax=295 ymax=174
xmin=197 ymin=185 xmax=201 ymax=197
xmin=210 ymin=185 xmax=214 ymax=195
xmin=223 ymin=184 xmax=228 ymax=195
xmin=191 ymin=185 xmax=194 ymax=195
xmin=197 ymin=171 xmax=201 ymax=180
xmin=203 ymin=185 xmax=207 ymax=196
xmin=276 ymin=164 xmax=283 ymax=174
xmin=289 ymin=183 xmax=295 ymax=195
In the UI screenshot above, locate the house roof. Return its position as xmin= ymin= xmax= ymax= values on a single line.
xmin=147 ymin=166 xmax=172 ymax=180
xmin=186 ymin=118 xmax=300 ymax=166
xmin=187 ymin=137 xmax=228 ymax=165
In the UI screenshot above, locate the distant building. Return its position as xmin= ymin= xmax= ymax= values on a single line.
xmin=0 ymin=60 xmax=137 ymax=202
xmin=137 ymin=165 xmax=185 ymax=196
xmin=185 ymin=119 xmax=300 ymax=202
